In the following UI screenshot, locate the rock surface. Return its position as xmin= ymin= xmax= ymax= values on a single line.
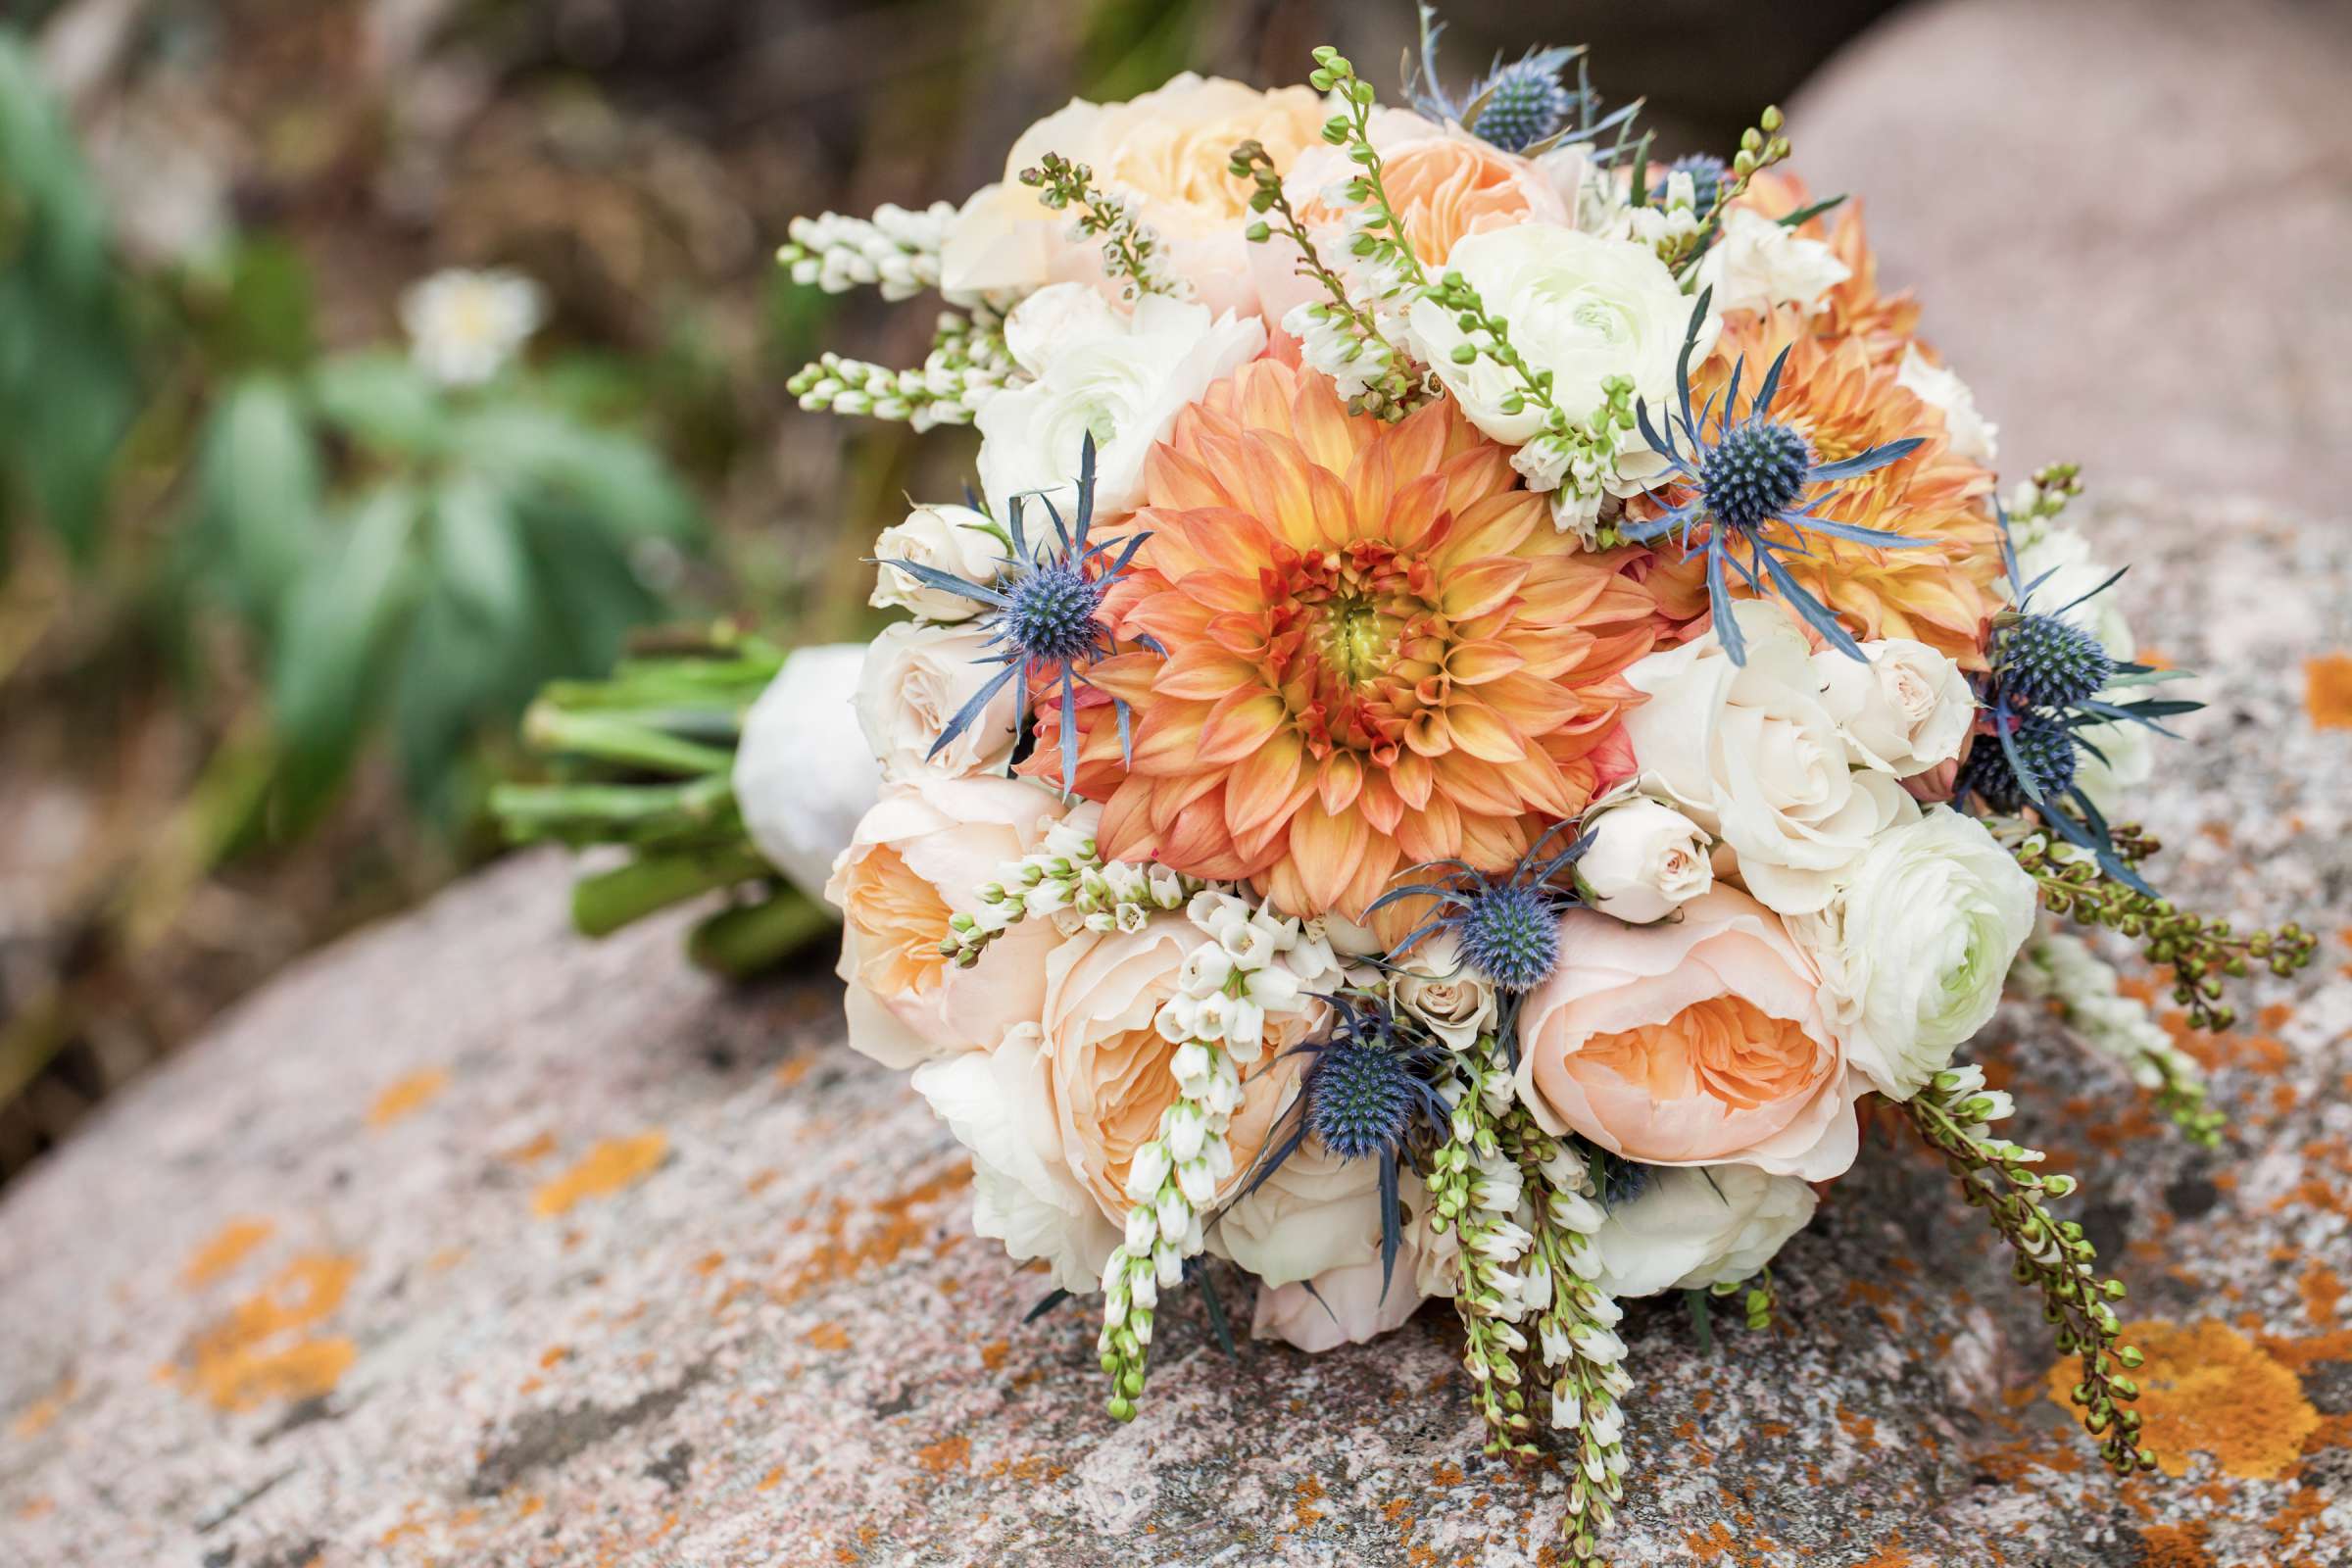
xmin=3 ymin=487 xmax=2350 ymax=1568
xmin=1789 ymin=0 xmax=2352 ymax=515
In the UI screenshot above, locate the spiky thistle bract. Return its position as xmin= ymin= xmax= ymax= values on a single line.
xmin=873 ymin=433 xmax=1149 ymax=796
xmin=1625 ymin=287 xmax=1932 ymax=666
xmin=1404 ymin=5 xmax=1642 ymax=162
xmin=1371 ymin=818 xmax=1597 ymax=1002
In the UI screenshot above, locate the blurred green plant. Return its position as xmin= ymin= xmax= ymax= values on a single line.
xmin=0 ymin=31 xmax=139 ymax=564
xmin=492 ymin=621 xmax=832 ymax=979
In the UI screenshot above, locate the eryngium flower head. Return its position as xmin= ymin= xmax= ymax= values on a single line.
xmin=1305 ymin=1037 xmax=1428 ymax=1161
xmin=1699 ymin=418 xmax=1812 ymax=532
xmin=1470 ymin=52 xmax=1577 ymax=152
xmin=1453 ymin=879 xmax=1562 ymax=993
xmin=1995 ymin=612 xmax=2115 ymax=710
xmin=1958 ymin=713 xmax=2078 ymax=811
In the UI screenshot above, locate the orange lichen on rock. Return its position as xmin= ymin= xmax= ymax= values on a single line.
xmin=531 ymin=1132 xmax=669 ymax=1217
xmin=181 ymin=1217 xmax=276 ymax=1289
xmin=366 ymin=1066 xmax=450 ymax=1128
xmin=9 ymin=1376 xmax=75 ymax=1440
xmin=2133 ymin=1522 xmax=2214 ymax=1568
xmin=915 ymin=1435 xmax=969 ymax=1475
xmin=178 ymin=1253 xmax=359 ymax=1410
xmin=2304 ymin=653 xmax=2352 ymax=729
xmin=769 ymin=1166 xmax=971 ymax=1305
xmin=2046 ymin=1319 xmax=2318 ymax=1479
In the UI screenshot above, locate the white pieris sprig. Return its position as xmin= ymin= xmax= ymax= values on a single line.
xmin=940 ymin=813 xmax=1209 ymax=969
xmin=777 ymin=201 xmax=961 ymax=302
xmin=2009 ymin=925 xmax=2221 ymax=1142
xmin=1098 ymin=891 xmax=1345 ymax=1420
xmin=788 ymin=307 xmax=1021 ymax=431
xmin=1421 ymin=1036 xmax=1542 ymax=1448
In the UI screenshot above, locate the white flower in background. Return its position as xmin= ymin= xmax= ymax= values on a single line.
xmin=853 ymin=621 xmax=1021 ymax=782
xmin=911 ymin=1024 xmax=1121 ymax=1295
xmin=732 ymin=643 xmax=884 ymax=906
xmin=2073 ymin=710 xmax=2156 ymax=816
xmin=1622 ymin=600 xmax=1915 ymax=916
xmin=1390 ymin=932 xmax=1498 ymax=1054
xmin=1692 ymin=206 xmax=1849 ymax=319
xmin=1788 ymin=807 xmax=2037 ymax=1101
xmin=1896 ymin=345 xmax=1999 ymax=466
xmin=973 ymin=283 xmax=1263 ymax=520
xmin=2012 ymin=525 xmax=2134 ymax=662
xmin=1811 ymin=638 xmax=1977 ymax=779
xmin=1572 ymin=789 xmax=1714 ymax=923
xmin=1404 ymin=223 xmax=1712 ymax=496
xmin=1590 ymin=1163 xmax=1817 ymax=1298
xmin=399 ymin=268 xmax=545 ymax=386
xmin=870 ymin=504 xmax=1004 ymax=621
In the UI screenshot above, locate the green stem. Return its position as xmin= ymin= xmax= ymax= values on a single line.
xmin=570 ymin=846 xmax=773 ymax=937
xmin=490 ymin=774 xmax=734 ymax=845
xmin=687 ymin=890 xmax=837 ymax=980
xmin=519 ymin=702 xmax=735 ymax=776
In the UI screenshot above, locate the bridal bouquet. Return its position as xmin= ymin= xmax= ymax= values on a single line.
xmin=769 ymin=16 xmax=2314 ymax=1559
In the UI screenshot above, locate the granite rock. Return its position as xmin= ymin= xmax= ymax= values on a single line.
xmin=3 ymin=485 xmax=2349 ymax=1568
xmin=1789 ymin=0 xmax=2352 ymax=515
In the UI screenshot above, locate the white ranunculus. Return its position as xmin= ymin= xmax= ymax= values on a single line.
xmin=2012 ymin=525 xmax=2134 ymax=662
xmin=1692 ymin=206 xmax=1850 ymax=320
xmin=1622 ymin=600 xmax=1916 ymax=916
xmin=974 ymin=283 xmax=1264 ymax=521
xmin=1405 ymin=224 xmax=1713 ymax=492
xmin=1215 ymin=1134 xmax=1403 ymax=1289
xmin=733 ymin=643 xmax=884 ymax=906
xmin=870 ymin=504 xmax=1004 ymax=621
xmin=1812 ymin=638 xmax=1978 ymax=779
xmin=1573 ymin=790 xmax=1714 ymax=923
xmin=911 ymin=1024 xmax=1121 ymax=1295
xmin=1591 ymin=1162 xmax=1817 ymax=1298
xmin=1390 ymin=931 xmax=1498 ymax=1053
xmin=1895 ymin=345 xmax=1999 ymax=466
xmin=1788 ymin=807 xmax=2037 ymax=1101
xmin=854 ymin=621 xmax=1020 ymax=782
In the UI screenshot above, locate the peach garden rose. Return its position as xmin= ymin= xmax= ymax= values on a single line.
xmin=1514 ymin=887 xmax=1860 ymax=1181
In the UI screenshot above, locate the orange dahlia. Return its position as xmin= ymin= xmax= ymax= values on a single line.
xmin=1684 ymin=308 xmax=2004 ymax=666
xmin=1023 ymin=360 xmax=1673 ymax=922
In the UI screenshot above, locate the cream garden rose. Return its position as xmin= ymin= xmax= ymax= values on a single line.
xmin=1590 ymin=1162 xmax=1818 ymax=1298
xmin=1623 ymin=600 xmax=1915 ymax=916
xmin=1406 ymin=225 xmax=1711 ymax=502
xmin=1788 ymin=807 xmax=2038 ymax=1101
xmin=853 ymin=621 xmax=1019 ymax=782
xmin=1573 ymin=790 xmax=1714 ymax=924
xmin=1812 ymin=637 xmax=1977 ymax=779
xmin=940 ymin=74 xmax=1326 ymax=317
xmin=869 ymin=503 xmax=1003 ymax=620
xmin=974 ymin=283 xmax=1263 ymax=520
xmin=733 ymin=643 xmax=883 ymax=906
xmin=910 ymin=1023 xmax=1120 ymax=1295
xmin=1390 ymin=931 xmax=1498 ymax=1053
xmin=1250 ymin=1254 xmax=1427 ymax=1352
xmin=1216 ymin=1133 xmax=1398 ymax=1289
xmin=825 ymin=775 xmax=1064 ymax=1069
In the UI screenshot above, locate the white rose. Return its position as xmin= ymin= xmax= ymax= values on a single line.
xmin=1250 ymin=1257 xmax=1426 ymax=1353
xmin=1692 ymin=206 xmax=1850 ymax=320
xmin=1896 ymin=345 xmax=1998 ymax=466
xmin=853 ymin=621 xmax=1020 ymax=782
xmin=1572 ymin=791 xmax=1714 ymax=923
xmin=1591 ymin=1162 xmax=1817 ymax=1298
xmin=911 ymin=1024 xmax=1121 ymax=1295
xmin=1623 ymin=600 xmax=1916 ymax=916
xmin=974 ymin=284 xmax=1264 ymax=521
xmin=733 ymin=643 xmax=883 ymax=905
xmin=1788 ymin=807 xmax=2037 ymax=1101
xmin=1811 ymin=638 xmax=1977 ymax=779
xmin=870 ymin=504 xmax=1004 ymax=621
xmin=1405 ymin=224 xmax=1714 ymax=499
xmin=1390 ymin=931 xmax=1498 ymax=1053
xmin=2012 ymin=525 xmax=2134 ymax=662
xmin=1215 ymin=1134 xmax=1405 ymax=1289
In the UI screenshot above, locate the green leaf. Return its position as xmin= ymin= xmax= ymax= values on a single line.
xmin=449 ymin=403 xmax=702 ymax=546
xmin=199 ymin=376 xmax=323 ymax=628
xmin=268 ymin=484 xmax=421 ymax=825
xmin=311 ymin=350 xmax=446 ymax=455
xmin=428 ymin=475 xmax=529 ymax=633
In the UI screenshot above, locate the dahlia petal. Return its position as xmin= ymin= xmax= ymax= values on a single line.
xmin=1315 ymin=751 xmax=1364 ymax=816
xmin=1224 ymin=732 xmax=1305 ymax=836
xmin=1286 ymin=800 xmax=1369 ymax=914
xmin=1195 ymin=688 xmax=1290 ymax=766
xmin=1153 ymin=654 xmax=1261 ymax=701
xmin=1444 ymin=639 xmax=1526 ymax=685
xmin=1356 ymin=770 xmax=1404 ymax=834
xmin=1431 ymin=751 xmax=1522 ymax=817
xmin=1389 ymin=749 xmax=1435 ymax=811
xmin=1440 ymin=699 xmax=1529 ymax=765
xmin=1440 ymin=558 xmax=1532 ymax=621
xmin=1288 ymin=373 xmax=1363 ymax=474
xmin=1437 ymin=492 xmax=1543 ymax=564
xmin=1402 ymin=708 xmax=1452 ymax=759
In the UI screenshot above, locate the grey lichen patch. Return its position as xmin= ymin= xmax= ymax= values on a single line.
xmin=466 ymin=1360 xmax=710 ymax=1499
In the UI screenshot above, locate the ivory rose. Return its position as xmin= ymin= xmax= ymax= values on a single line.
xmin=825 ymin=775 xmax=1064 ymax=1069
xmin=1895 ymin=345 xmax=1999 ymax=466
xmin=910 ymin=1024 xmax=1120 ymax=1295
xmin=733 ymin=643 xmax=883 ymax=906
xmin=1515 ymin=888 xmax=1861 ymax=1180
xmin=1041 ymin=920 xmax=1307 ymax=1223
xmin=973 ymin=283 xmax=1264 ymax=520
xmin=940 ymin=74 xmax=1326 ymax=317
xmin=1251 ymin=1255 xmax=1427 ymax=1353
xmin=1590 ymin=1162 xmax=1818 ymax=1298
xmin=1622 ymin=599 xmax=1915 ymax=916
xmin=853 ymin=620 xmax=1019 ymax=781
xmin=869 ymin=503 xmax=1003 ymax=621
xmin=1216 ymin=1134 xmax=1401 ymax=1288
xmin=1390 ymin=931 xmax=1499 ymax=1053
xmin=1811 ymin=637 xmax=1977 ymax=780
xmin=1573 ymin=790 xmax=1714 ymax=924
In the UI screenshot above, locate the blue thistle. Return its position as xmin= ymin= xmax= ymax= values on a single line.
xmin=873 ymin=434 xmax=1149 ymax=796
xmin=1625 ymin=287 xmax=1933 ymax=666
xmin=1993 ymin=612 xmax=2113 ymax=710
xmin=1239 ymin=997 xmax=1450 ymax=1298
xmin=1406 ymin=7 xmax=1641 ymax=161
xmin=1958 ymin=710 xmax=2079 ymax=814
xmin=1370 ymin=818 xmax=1595 ymax=999
xmin=1653 ymin=153 xmax=1728 ymax=214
